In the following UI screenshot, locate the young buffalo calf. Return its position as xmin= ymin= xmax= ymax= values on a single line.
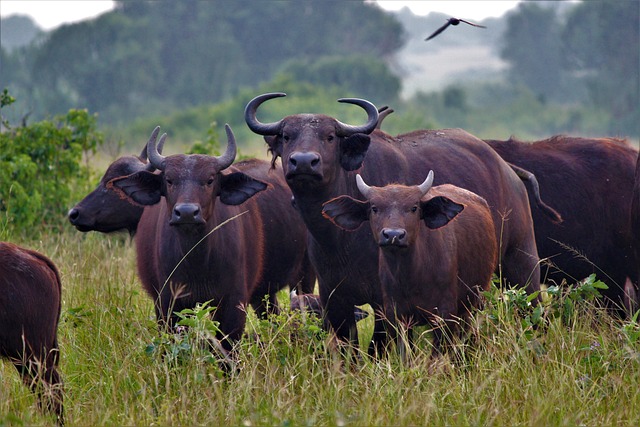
xmin=0 ymin=242 xmax=63 ymax=424
xmin=322 ymin=172 xmax=497 ymax=358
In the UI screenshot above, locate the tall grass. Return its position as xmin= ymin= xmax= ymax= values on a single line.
xmin=1 ymin=231 xmax=639 ymax=426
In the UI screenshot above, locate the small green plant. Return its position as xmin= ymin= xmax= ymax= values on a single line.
xmin=144 ymin=301 xmax=226 ymax=370
xmin=187 ymin=121 xmax=222 ymax=155
xmin=545 ymin=274 xmax=608 ymax=323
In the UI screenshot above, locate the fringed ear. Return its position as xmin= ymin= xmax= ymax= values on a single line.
xmin=108 ymin=171 xmax=163 ymax=206
xmin=322 ymin=195 xmax=369 ymax=231
xmin=421 ymin=196 xmax=464 ymax=229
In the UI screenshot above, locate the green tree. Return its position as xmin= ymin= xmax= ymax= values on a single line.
xmin=0 ymin=97 xmax=102 ymax=237
xmin=278 ymin=55 xmax=401 ymax=106
xmin=500 ymin=3 xmax=566 ymax=102
xmin=562 ymin=0 xmax=639 ymax=134
xmin=5 ymin=0 xmax=405 ymax=125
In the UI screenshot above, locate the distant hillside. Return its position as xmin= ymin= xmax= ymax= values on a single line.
xmin=390 ymin=8 xmax=508 ymax=97
xmin=0 ymin=15 xmax=43 ymax=51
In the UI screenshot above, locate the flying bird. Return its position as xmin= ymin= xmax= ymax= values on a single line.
xmin=425 ymin=18 xmax=487 ymax=41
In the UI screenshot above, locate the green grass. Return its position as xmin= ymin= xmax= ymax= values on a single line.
xmin=1 ymin=231 xmax=639 ymax=426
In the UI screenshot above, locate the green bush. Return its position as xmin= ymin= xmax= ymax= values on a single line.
xmin=0 ymin=92 xmax=103 ymax=237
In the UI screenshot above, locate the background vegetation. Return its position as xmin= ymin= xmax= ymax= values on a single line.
xmin=1 ymin=0 xmax=638 ymax=151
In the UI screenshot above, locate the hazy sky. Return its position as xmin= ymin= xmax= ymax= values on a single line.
xmin=1 ymin=1 xmax=522 ymax=31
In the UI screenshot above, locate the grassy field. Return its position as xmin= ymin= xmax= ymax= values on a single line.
xmin=1 ymin=230 xmax=640 ymax=426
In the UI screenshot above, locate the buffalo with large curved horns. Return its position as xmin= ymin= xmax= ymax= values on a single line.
xmin=244 ymin=93 xmax=541 ymax=356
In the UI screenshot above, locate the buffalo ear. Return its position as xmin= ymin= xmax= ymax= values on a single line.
xmin=220 ymin=172 xmax=268 ymax=205
xmin=421 ymin=196 xmax=464 ymax=229
xmin=322 ymin=195 xmax=369 ymax=230
xmin=108 ymin=171 xmax=163 ymax=206
xmin=340 ymin=133 xmax=371 ymax=171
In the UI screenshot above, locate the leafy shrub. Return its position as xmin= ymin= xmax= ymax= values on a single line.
xmin=0 ymin=92 xmax=102 ymax=237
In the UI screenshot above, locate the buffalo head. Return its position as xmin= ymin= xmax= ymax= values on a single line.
xmin=68 ymin=126 xmax=166 ymax=234
xmin=244 ymin=93 xmax=379 ymax=193
xmin=322 ymin=172 xmax=464 ymax=248
xmin=109 ymin=125 xmax=268 ymax=231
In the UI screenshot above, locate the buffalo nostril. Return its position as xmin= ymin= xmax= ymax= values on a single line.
xmin=68 ymin=208 xmax=79 ymax=222
xmin=311 ymin=157 xmax=320 ymax=167
xmin=381 ymin=228 xmax=407 ymax=246
xmin=289 ymin=157 xmax=297 ymax=167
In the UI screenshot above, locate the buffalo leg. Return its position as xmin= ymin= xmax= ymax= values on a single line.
xmin=501 ymin=243 xmax=541 ymax=295
xmin=15 ymin=346 xmax=64 ymax=425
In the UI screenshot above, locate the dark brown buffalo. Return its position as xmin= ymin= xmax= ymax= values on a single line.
xmin=69 ymin=129 xmax=316 ymax=317
xmin=629 ymin=150 xmax=640 ymax=312
xmin=0 ymin=242 xmax=63 ymax=424
xmin=322 ymin=173 xmax=497 ymax=357
xmin=485 ymin=136 xmax=639 ymax=312
xmin=245 ymin=92 xmax=540 ymax=354
xmin=110 ymin=125 xmax=268 ymax=352
xmin=68 ymin=126 xmax=165 ymax=235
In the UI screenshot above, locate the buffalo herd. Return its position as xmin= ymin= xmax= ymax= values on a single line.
xmin=3 ymin=93 xmax=639 ymax=418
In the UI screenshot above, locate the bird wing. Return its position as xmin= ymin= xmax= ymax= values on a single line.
xmin=459 ymin=19 xmax=487 ymax=28
xmin=425 ymin=21 xmax=452 ymax=41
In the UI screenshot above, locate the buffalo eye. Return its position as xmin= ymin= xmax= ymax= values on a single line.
xmin=411 ymin=205 xmax=418 ymax=213
xmin=207 ymin=177 xmax=215 ymax=186
xmin=327 ymin=135 xmax=334 ymax=143
xmin=165 ymin=178 xmax=173 ymax=186
xmin=371 ymin=206 xmax=378 ymax=214
xmin=283 ymin=134 xmax=290 ymax=142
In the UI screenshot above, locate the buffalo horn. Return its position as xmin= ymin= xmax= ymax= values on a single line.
xmin=143 ymin=126 xmax=167 ymax=171
xmin=356 ymin=174 xmax=373 ymax=199
xmin=148 ymin=132 xmax=168 ymax=170
xmin=418 ymin=170 xmax=434 ymax=197
xmin=217 ymin=124 xmax=237 ymax=169
xmin=244 ymin=92 xmax=286 ymax=135
xmin=140 ymin=126 xmax=160 ymax=160
xmin=335 ymin=98 xmax=379 ymax=137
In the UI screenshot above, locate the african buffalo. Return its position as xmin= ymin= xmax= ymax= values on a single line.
xmin=110 ymin=125 xmax=268 ymax=352
xmin=629 ymin=150 xmax=640 ymax=311
xmin=484 ymin=136 xmax=639 ymax=312
xmin=0 ymin=242 xmax=63 ymax=424
xmin=322 ymin=173 xmax=497 ymax=358
xmin=68 ymin=126 xmax=165 ymax=235
xmin=69 ymin=129 xmax=316 ymax=318
xmin=245 ymin=92 xmax=540 ymax=354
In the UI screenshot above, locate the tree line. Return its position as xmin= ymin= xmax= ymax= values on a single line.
xmin=1 ymin=0 xmax=637 ymax=147
xmin=1 ymin=0 xmax=404 ymax=125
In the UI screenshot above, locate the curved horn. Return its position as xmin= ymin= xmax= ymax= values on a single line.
xmin=143 ymin=126 xmax=167 ymax=171
xmin=148 ymin=132 xmax=168 ymax=171
xmin=244 ymin=92 xmax=286 ymax=135
xmin=335 ymin=98 xmax=379 ymax=137
xmin=139 ymin=126 xmax=160 ymax=160
xmin=418 ymin=170 xmax=435 ymax=197
xmin=356 ymin=174 xmax=373 ymax=199
xmin=216 ymin=124 xmax=237 ymax=169
xmin=375 ymin=106 xmax=394 ymax=130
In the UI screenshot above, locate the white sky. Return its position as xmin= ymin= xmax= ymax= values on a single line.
xmin=1 ymin=1 xmax=521 ymax=31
